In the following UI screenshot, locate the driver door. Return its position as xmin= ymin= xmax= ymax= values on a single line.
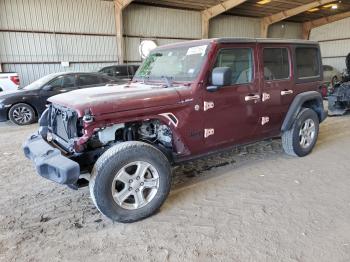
xmin=38 ymin=74 xmax=77 ymax=112
xmin=203 ymin=44 xmax=262 ymax=150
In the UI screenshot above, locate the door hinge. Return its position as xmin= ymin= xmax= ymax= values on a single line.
xmin=262 ymin=93 xmax=270 ymax=102
xmin=204 ymin=101 xmax=214 ymax=111
xmin=204 ymin=128 xmax=214 ymax=138
xmin=261 ymin=117 xmax=270 ymax=126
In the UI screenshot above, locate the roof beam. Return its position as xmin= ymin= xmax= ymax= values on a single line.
xmin=114 ymin=0 xmax=133 ymax=63
xmin=201 ymin=0 xmax=248 ymax=38
xmin=302 ymin=11 xmax=350 ymax=39
xmin=260 ymin=0 xmax=336 ymax=38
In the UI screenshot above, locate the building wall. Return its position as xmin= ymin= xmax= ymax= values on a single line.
xmin=210 ymin=15 xmax=302 ymax=39
xmin=310 ymin=17 xmax=350 ymax=71
xmin=0 ymin=1 xmax=303 ymax=86
xmin=124 ymin=6 xmax=303 ymax=62
xmin=0 ymin=0 xmax=117 ymax=86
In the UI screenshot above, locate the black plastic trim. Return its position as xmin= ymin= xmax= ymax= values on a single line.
xmin=23 ymin=134 xmax=80 ymax=185
xmin=281 ymin=91 xmax=327 ymax=132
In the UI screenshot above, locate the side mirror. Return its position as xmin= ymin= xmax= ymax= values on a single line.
xmin=207 ymin=67 xmax=232 ymax=92
xmin=42 ymin=85 xmax=52 ymax=91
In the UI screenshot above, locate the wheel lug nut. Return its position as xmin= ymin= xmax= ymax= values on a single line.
xmin=136 ymin=176 xmax=140 ymax=180
xmin=140 ymin=182 xmax=144 ymax=186
xmin=128 ymin=187 xmax=133 ymax=191
xmin=135 ymin=188 xmax=139 ymax=192
xmin=129 ymin=179 xmax=133 ymax=183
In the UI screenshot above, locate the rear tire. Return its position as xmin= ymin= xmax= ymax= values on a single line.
xmin=8 ymin=103 xmax=36 ymax=125
xmin=282 ymin=108 xmax=319 ymax=157
xmin=89 ymin=141 xmax=171 ymax=223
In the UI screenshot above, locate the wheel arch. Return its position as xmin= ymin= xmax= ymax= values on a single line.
xmin=110 ymin=113 xmax=187 ymax=162
xmin=7 ymin=102 xmax=39 ymax=120
xmin=281 ymin=91 xmax=327 ymax=132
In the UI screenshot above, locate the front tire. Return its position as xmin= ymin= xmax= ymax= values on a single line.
xmin=89 ymin=141 xmax=171 ymax=223
xmin=8 ymin=103 xmax=36 ymax=125
xmin=282 ymin=108 xmax=319 ymax=157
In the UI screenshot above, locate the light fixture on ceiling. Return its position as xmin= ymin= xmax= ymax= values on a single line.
xmin=257 ymin=0 xmax=271 ymax=5
xmin=308 ymin=7 xmax=320 ymax=12
xmin=323 ymin=3 xmax=338 ymax=9
xmin=139 ymin=40 xmax=157 ymax=59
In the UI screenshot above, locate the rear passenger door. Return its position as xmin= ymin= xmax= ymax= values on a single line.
xmin=259 ymin=45 xmax=294 ymax=135
xmin=77 ymin=74 xmax=102 ymax=88
xmin=38 ymin=74 xmax=77 ymax=112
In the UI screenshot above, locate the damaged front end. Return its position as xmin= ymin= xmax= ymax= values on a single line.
xmin=24 ymin=103 xmax=176 ymax=189
xmin=24 ymin=104 xmax=105 ymax=189
xmin=39 ymin=104 xmax=80 ymax=153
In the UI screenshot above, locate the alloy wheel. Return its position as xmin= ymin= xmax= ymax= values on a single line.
xmin=111 ymin=161 xmax=160 ymax=210
xmin=12 ymin=106 xmax=33 ymax=124
xmin=299 ymin=118 xmax=316 ymax=149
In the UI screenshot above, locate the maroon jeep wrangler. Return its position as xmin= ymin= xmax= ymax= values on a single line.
xmin=24 ymin=38 xmax=327 ymax=222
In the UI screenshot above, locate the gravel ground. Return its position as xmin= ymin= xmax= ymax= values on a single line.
xmin=1 ymin=114 xmax=350 ymax=262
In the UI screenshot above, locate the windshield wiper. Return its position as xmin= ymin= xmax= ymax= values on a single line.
xmin=161 ymin=76 xmax=173 ymax=88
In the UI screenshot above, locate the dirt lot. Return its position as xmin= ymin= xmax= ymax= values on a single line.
xmin=1 ymin=114 xmax=350 ymax=262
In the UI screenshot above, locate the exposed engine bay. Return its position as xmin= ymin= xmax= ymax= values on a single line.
xmin=93 ymin=120 xmax=173 ymax=149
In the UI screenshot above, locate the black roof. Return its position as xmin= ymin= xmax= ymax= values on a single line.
xmin=215 ymin=37 xmax=319 ymax=45
xmin=157 ymin=37 xmax=319 ymax=50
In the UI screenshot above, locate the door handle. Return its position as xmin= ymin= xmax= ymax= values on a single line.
xmin=281 ymin=90 xmax=293 ymax=96
xmin=245 ymin=94 xmax=260 ymax=102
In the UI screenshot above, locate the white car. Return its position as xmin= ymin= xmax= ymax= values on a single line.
xmin=0 ymin=73 xmax=20 ymax=92
xmin=323 ymin=65 xmax=341 ymax=85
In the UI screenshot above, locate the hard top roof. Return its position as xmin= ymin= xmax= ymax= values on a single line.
xmin=155 ymin=37 xmax=319 ymax=50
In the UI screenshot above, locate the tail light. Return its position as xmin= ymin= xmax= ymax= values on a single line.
xmin=10 ymin=76 xmax=20 ymax=86
xmin=320 ymin=84 xmax=328 ymax=98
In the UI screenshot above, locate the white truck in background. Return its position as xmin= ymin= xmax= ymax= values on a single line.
xmin=0 ymin=73 xmax=20 ymax=92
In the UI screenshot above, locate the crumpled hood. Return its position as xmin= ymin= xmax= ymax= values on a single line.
xmin=48 ymin=82 xmax=182 ymax=116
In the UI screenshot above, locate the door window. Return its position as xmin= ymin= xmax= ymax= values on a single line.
xmin=295 ymin=47 xmax=320 ymax=79
xmin=62 ymin=75 xmax=76 ymax=88
xmin=114 ymin=66 xmax=128 ymax=77
xmin=101 ymin=67 xmax=115 ymax=77
xmin=263 ymin=48 xmax=290 ymax=80
xmin=77 ymin=75 xmax=101 ymax=87
xmin=46 ymin=77 xmax=63 ymax=90
xmin=214 ymin=48 xmax=253 ymax=85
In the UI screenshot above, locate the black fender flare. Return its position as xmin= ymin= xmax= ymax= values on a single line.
xmin=281 ymin=91 xmax=327 ymax=132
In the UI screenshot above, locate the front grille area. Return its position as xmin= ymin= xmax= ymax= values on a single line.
xmin=48 ymin=105 xmax=78 ymax=150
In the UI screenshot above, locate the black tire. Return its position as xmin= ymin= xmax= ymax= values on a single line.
xmin=8 ymin=103 xmax=36 ymax=125
xmin=89 ymin=141 xmax=171 ymax=223
xmin=282 ymin=108 xmax=319 ymax=157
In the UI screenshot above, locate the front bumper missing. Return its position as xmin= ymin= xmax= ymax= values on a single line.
xmin=23 ymin=134 xmax=80 ymax=185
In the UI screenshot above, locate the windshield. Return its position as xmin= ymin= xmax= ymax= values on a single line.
xmin=134 ymin=44 xmax=209 ymax=82
xmin=21 ymin=73 xmax=61 ymax=90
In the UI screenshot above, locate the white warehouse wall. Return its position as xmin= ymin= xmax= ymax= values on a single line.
xmin=0 ymin=0 xmax=117 ymax=86
xmin=0 ymin=1 xmax=302 ymax=86
xmin=123 ymin=5 xmax=303 ymax=62
xmin=310 ymin=17 xmax=350 ymax=72
xmin=210 ymin=15 xmax=302 ymax=39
